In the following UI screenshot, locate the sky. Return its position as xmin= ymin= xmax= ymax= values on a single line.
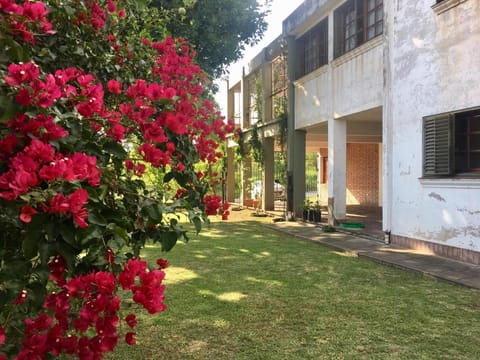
xmin=215 ymin=0 xmax=304 ymax=116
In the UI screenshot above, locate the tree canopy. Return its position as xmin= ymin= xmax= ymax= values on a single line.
xmin=153 ymin=0 xmax=271 ymax=78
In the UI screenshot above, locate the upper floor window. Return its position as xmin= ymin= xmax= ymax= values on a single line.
xmin=271 ymin=56 xmax=288 ymax=120
xmin=296 ymin=18 xmax=328 ymax=78
xmin=248 ymin=72 xmax=262 ymax=126
xmin=334 ymin=0 xmax=383 ymax=58
xmin=423 ymin=107 xmax=480 ymax=177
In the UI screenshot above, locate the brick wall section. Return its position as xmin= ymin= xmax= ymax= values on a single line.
xmin=347 ymin=143 xmax=379 ymax=206
xmin=392 ymin=234 xmax=480 ymax=265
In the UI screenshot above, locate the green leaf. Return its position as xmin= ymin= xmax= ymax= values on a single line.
xmin=104 ymin=141 xmax=127 ymax=159
xmin=164 ymin=172 xmax=174 ymax=183
xmin=88 ymin=210 xmax=108 ymax=225
xmin=73 ymin=47 xmax=85 ymax=56
xmin=64 ymin=5 xmax=76 ymax=15
xmin=145 ymin=203 xmax=162 ymax=222
xmin=78 ymin=226 xmax=102 ymax=246
xmin=160 ymin=231 xmax=178 ymax=252
xmin=192 ymin=216 xmax=202 ymax=234
xmin=22 ymin=232 xmax=40 ymax=259
xmin=0 ymin=95 xmax=20 ymax=123
xmin=107 ymin=223 xmax=129 ymax=244
xmin=58 ymin=223 xmax=79 ymax=248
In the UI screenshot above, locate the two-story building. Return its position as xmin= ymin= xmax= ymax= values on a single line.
xmin=226 ymin=0 xmax=480 ymax=265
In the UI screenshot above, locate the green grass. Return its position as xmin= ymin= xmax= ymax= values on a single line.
xmin=111 ymin=213 xmax=480 ymax=360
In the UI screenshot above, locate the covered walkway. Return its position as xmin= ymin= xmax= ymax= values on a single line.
xmin=265 ymin=217 xmax=480 ymax=290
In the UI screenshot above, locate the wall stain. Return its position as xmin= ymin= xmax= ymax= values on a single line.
xmin=400 ymin=166 xmax=411 ymax=176
xmin=414 ymin=226 xmax=480 ymax=242
xmin=428 ymin=192 xmax=445 ymax=202
xmin=457 ymin=207 xmax=480 ymax=215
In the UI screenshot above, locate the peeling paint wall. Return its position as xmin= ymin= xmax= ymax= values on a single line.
xmin=389 ymin=0 xmax=480 ymax=251
xmin=295 ymin=29 xmax=383 ymax=129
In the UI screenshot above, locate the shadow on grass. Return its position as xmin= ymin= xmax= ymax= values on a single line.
xmin=111 ymin=217 xmax=480 ymax=360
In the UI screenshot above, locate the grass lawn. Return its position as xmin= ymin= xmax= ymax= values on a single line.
xmin=111 ymin=209 xmax=480 ymax=359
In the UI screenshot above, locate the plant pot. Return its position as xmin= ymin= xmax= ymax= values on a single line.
xmin=308 ymin=210 xmax=315 ymax=222
xmin=302 ymin=210 xmax=309 ymax=221
xmin=312 ymin=210 xmax=321 ymax=223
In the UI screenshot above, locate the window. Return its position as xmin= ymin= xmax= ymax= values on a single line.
xmin=423 ymin=108 xmax=480 ymax=176
xmin=233 ymin=90 xmax=241 ymax=126
xmin=248 ymin=72 xmax=262 ymax=125
xmin=271 ymin=56 xmax=288 ymax=120
xmin=366 ymin=0 xmax=383 ymax=40
xmin=334 ymin=0 xmax=383 ymax=58
xmin=296 ymin=18 xmax=328 ymax=78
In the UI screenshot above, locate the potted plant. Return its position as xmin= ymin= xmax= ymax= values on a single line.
xmin=312 ymin=201 xmax=322 ymax=223
xmin=301 ymin=200 xmax=312 ymax=221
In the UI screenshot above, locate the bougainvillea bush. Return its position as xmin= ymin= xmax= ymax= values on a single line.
xmin=0 ymin=0 xmax=234 ymax=358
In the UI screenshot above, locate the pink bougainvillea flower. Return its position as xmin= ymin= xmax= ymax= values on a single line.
xmin=48 ymin=255 xmax=67 ymax=285
xmin=13 ymin=289 xmax=28 ymax=305
xmin=20 ymin=205 xmax=38 ymax=223
xmin=104 ymin=247 xmax=115 ymax=264
xmin=124 ymin=314 xmax=137 ymax=329
xmin=4 ymin=61 xmax=40 ymax=86
xmin=134 ymin=163 xmax=146 ymax=176
xmin=125 ymin=332 xmax=136 ymax=345
xmin=106 ymin=0 xmax=116 ymax=13
xmin=106 ymin=79 xmax=122 ymax=94
xmin=67 ymin=189 xmax=89 ymax=228
xmin=0 ymin=325 xmax=5 ymax=345
xmin=156 ymin=258 xmax=169 ymax=269
xmin=94 ymin=271 xmax=116 ymax=295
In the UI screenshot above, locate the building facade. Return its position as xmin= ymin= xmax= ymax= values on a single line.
xmin=226 ymin=0 xmax=480 ymax=264
xmin=384 ymin=0 xmax=480 ymax=264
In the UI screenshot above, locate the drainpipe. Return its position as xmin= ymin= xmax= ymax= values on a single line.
xmin=382 ymin=0 xmax=394 ymax=245
xmin=384 ymin=230 xmax=391 ymax=245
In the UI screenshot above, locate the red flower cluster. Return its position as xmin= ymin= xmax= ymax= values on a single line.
xmin=0 ymin=0 xmax=239 ymax=357
xmin=118 ymin=258 xmax=167 ymax=314
xmin=0 ymin=0 xmax=54 ymax=43
xmin=203 ymin=195 xmax=230 ymax=219
xmin=3 ymin=255 xmax=168 ymax=359
xmin=71 ymin=0 xmax=125 ymax=31
xmin=47 ymin=189 xmax=90 ymax=228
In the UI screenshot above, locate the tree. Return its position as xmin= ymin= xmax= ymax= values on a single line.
xmin=152 ymin=0 xmax=271 ymax=78
xmin=0 ymin=0 xmax=234 ymax=358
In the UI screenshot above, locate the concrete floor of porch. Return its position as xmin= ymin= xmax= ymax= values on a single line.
xmin=267 ymin=202 xmax=384 ymax=242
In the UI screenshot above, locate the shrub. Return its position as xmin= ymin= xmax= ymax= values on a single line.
xmin=0 ymin=0 xmax=234 ymax=358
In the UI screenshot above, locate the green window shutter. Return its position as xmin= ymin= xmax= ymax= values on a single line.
xmin=334 ymin=10 xmax=342 ymax=58
xmin=423 ymin=114 xmax=454 ymax=176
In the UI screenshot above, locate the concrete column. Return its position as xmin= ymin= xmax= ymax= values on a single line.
xmin=262 ymin=60 xmax=273 ymax=123
xmin=316 ymin=152 xmax=321 ymax=202
xmin=286 ymin=35 xmax=306 ymax=219
xmin=227 ymin=81 xmax=234 ymax=122
xmin=378 ymin=143 xmax=383 ymax=206
xmin=383 ymin=1 xmax=393 ymax=239
xmin=328 ymin=118 xmax=347 ymax=224
xmin=327 ymin=12 xmax=335 ymax=63
xmin=241 ymin=156 xmax=252 ymax=205
xmin=241 ymin=68 xmax=249 ymax=129
xmin=263 ymin=137 xmax=275 ymax=211
xmin=292 ymin=131 xmax=306 ymax=218
xmin=226 ymin=146 xmax=236 ymax=203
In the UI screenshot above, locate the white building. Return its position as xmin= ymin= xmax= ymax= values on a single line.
xmin=384 ymin=0 xmax=480 ymax=263
xmin=227 ymin=0 xmax=480 ymax=264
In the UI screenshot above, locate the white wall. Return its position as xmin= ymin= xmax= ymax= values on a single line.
xmin=389 ymin=0 xmax=480 ymax=250
xmin=295 ymin=39 xmax=383 ymax=129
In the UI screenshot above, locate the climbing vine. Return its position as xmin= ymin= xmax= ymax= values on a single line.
xmin=248 ymin=123 xmax=264 ymax=165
